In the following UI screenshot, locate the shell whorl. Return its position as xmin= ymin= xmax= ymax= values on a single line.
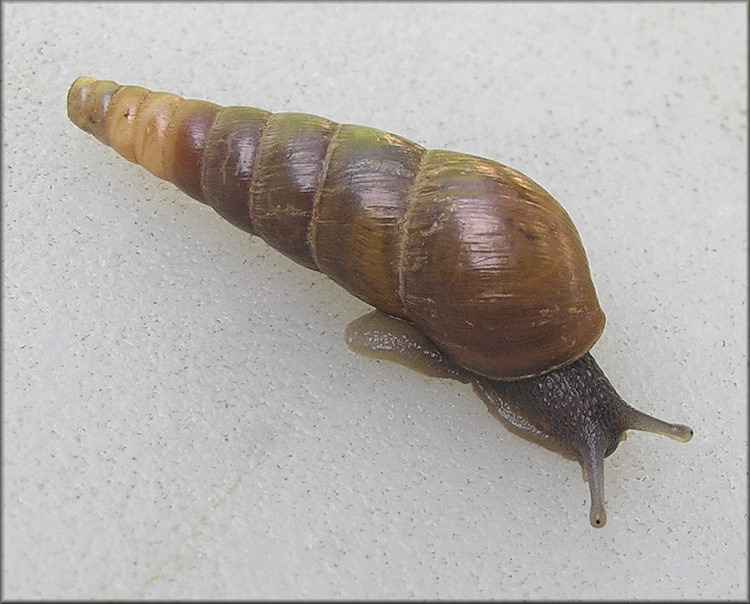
xmin=67 ymin=77 xmax=605 ymax=380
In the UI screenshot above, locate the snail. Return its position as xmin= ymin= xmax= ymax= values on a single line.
xmin=67 ymin=77 xmax=693 ymax=528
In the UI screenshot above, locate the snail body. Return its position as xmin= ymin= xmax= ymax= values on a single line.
xmin=67 ymin=77 xmax=692 ymax=527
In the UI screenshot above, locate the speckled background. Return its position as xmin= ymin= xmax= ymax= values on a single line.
xmin=3 ymin=2 xmax=747 ymax=599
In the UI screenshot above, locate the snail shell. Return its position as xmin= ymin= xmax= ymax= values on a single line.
xmin=66 ymin=76 xmax=604 ymax=380
xmin=67 ymin=77 xmax=692 ymax=527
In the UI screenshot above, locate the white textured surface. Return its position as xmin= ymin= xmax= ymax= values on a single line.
xmin=3 ymin=2 xmax=747 ymax=599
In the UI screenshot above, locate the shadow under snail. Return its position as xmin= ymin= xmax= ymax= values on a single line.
xmin=67 ymin=76 xmax=693 ymax=528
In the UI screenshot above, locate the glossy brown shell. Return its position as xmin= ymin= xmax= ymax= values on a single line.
xmin=67 ymin=77 xmax=605 ymax=380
